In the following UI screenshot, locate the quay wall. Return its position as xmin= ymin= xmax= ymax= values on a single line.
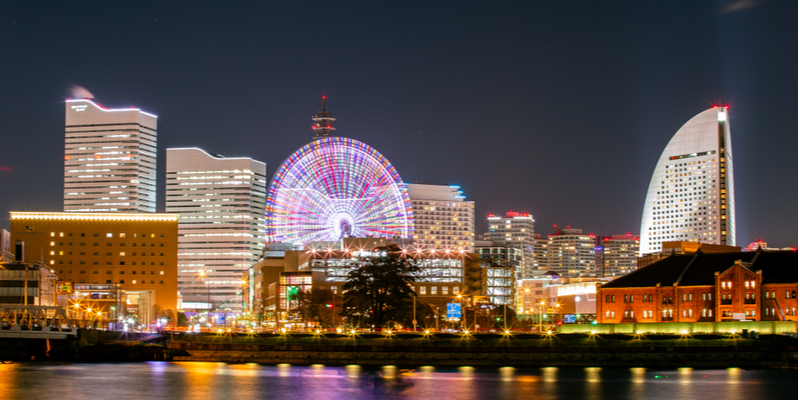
xmin=167 ymin=333 xmax=798 ymax=369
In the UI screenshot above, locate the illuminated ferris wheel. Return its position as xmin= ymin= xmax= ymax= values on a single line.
xmin=266 ymin=136 xmax=414 ymax=245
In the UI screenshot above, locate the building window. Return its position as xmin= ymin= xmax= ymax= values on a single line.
xmin=611 ymin=295 xmax=616 ymax=303
xmin=442 ymin=286 xmax=449 ymax=295
xmin=431 ymin=286 xmax=438 ymax=295
xmin=420 ymin=286 xmax=427 ymax=295
xmin=132 ymin=280 xmax=137 ymax=284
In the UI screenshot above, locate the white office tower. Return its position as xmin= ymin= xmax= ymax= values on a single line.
xmin=406 ymin=183 xmax=475 ymax=251
xmin=547 ymin=226 xmax=597 ymax=278
xmin=166 ymin=148 xmax=267 ymax=312
xmin=485 ymin=211 xmax=536 ymax=279
xmin=64 ymin=99 xmax=157 ymax=212
xmin=640 ymin=106 xmax=736 ymax=255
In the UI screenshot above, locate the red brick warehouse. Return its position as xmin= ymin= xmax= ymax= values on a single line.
xmin=597 ymin=250 xmax=797 ymax=324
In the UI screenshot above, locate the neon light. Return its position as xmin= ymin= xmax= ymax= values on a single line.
xmin=10 ymin=211 xmax=179 ymax=222
xmin=65 ymin=99 xmax=157 ymax=118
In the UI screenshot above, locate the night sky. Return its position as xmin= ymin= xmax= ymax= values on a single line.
xmin=1 ymin=1 xmax=796 ymax=247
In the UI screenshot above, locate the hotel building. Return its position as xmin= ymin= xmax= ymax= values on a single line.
xmin=597 ymin=234 xmax=639 ymax=277
xmin=484 ymin=211 xmax=536 ymax=279
xmin=8 ymin=212 xmax=179 ymax=323
xmin=407 ymin=183 xmax=475 ymax=251
xmin=547 ymin=226 xmax=597 ymax=278
xmin=64 ymin=99 xmax=157 ymax=213
xmin=166 ymin=148 xmax=267 ymax=313
xmin=640 ymin=106 xmax=735 ymax=255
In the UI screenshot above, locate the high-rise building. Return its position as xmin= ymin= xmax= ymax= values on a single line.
xmin=547 ymin=226 xmax=597 ymax=278
xmin=484 ymin=211 xmax=536 ymax=279
xmin=532 ymin=233 xmax=549 ymax=273
xmin=597 ymin=234 xmax=639 ymax=277
xmin=64 ymin=99 xmax=157 ymax=213
xmin=640 ymin=106 xmax=735 ymax=255
xmin=166 ymin=148 xmax=267 ymax=313
xmin=406 ymin=183 xmax=475 ymax=251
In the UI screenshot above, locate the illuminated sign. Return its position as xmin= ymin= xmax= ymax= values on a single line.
xmin=446 ymin=303 xmax=461 ymax=319
xmin=71 ymin=105 xmax=87 ymax=112
xmin=351 ymin=250 xmax=388 ymax=258
xmin=287 ymin=286 xmax=300 ymax=301
xmin=58 ymin=281 xmax=74 ymax=294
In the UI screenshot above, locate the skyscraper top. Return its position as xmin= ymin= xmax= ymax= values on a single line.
xmin=312 ymin=96 xmax=336 ymax=139
xmin=64 ymin=98 xmax=158 ymax=213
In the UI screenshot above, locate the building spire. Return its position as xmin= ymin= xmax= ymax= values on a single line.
xmin=312 ymin=96 xmax=336 ymax=139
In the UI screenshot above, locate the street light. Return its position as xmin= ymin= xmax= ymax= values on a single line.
xmin=538 ymin=301 xmax=546 ymax=333
xmin=199 ymin=270 xmax=211 ymax=325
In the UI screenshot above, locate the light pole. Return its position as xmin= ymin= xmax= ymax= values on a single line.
xmin=503 ymin=302 xmax=507 ymax=331
xmin=456 ymin=294 xmax=464 ymax=331
xmin=412 ymin=291 xmax=417 ymax=332
xmin=539 ymin=301 xmax=545 ymax=333
xmin=199 ymin=270 xmax=211 ymax=326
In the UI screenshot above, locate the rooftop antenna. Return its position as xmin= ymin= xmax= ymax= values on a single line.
xmin=312 ymin=96 xmax=336 ymax=139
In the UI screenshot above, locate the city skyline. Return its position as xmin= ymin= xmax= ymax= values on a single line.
xmin=0 ymin=2 xmax=796 ymax=247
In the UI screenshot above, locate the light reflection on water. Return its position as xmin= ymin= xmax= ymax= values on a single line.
xmin=0 ymin=362 xmax=795 ymax=400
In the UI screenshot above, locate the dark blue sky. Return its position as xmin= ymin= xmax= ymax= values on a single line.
xmin=0 ymin=1 xmax=796 ymax=246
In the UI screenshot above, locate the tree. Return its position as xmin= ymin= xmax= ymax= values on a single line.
xmin=177 ymin=312 xmax=189 ymax=327
xmin=293 ymin=287 xmax=336 ymax=328
xmin=490 ymin=304 xmax=517 ymax=330
xmin=341 ymin=245 xmax=419 ymax=329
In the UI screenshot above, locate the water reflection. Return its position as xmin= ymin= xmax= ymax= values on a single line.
xmin=0 ymin=362 xmax=795 ymax=400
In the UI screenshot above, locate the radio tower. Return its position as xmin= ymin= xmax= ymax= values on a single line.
xmin=312 ymin=96 xmax=336 ymax=139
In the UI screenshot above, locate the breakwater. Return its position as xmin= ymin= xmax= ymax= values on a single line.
xmin=167 ymin=332 xmax=798 ymax=369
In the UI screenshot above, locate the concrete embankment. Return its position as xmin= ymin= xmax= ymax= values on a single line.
xmin=168 ymin=333 xmax=798 ymax=369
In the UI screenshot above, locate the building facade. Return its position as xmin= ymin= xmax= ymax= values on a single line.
xmin=64 ymin=99 xmax=157 ymax=213
xmin=598 ymin=250 xmax=797 ymax=324
xmin=407 ymin=183 xmax=475 ymax=251
xmin=547 ymin=226 xmax=597 ymax=278
xmin=597 ymin=234 xmax=639 ymax=277
xmin=9 ymin=211 xmax=179 ymax=323
xmin=484 ymin=211 xmax=536 ymax=279
xmin=166 ymin=148 xmax=267 ymax=313
xmin=640 ymin=106 xmax=736 ymax=256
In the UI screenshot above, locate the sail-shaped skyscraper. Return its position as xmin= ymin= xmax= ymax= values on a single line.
xmin=639 ymin=106 xmax=735 ymax=255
